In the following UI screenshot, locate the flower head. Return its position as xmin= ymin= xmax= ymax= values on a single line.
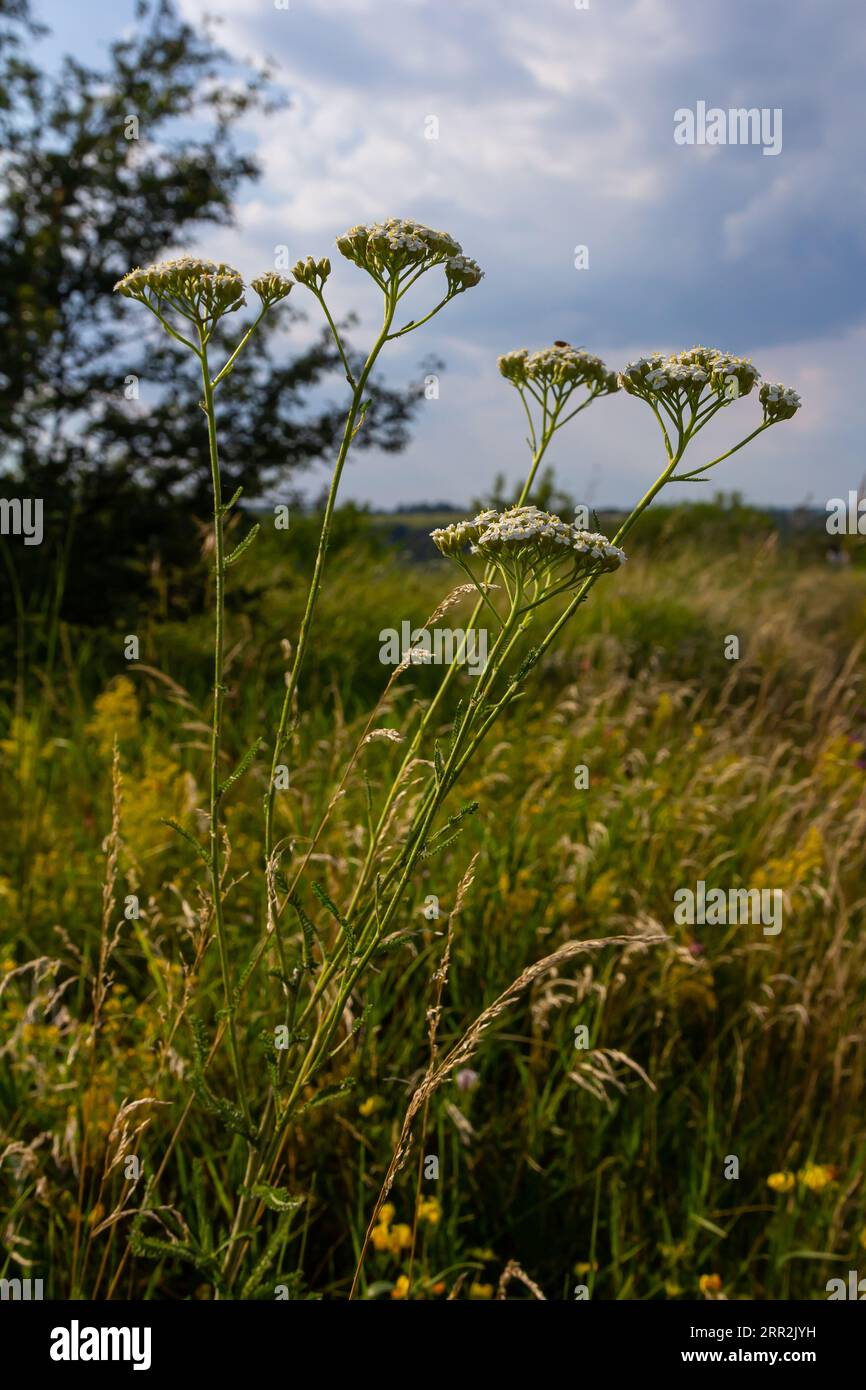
xmin=767 ymin=1171 xmax=795 ymax=1193
xmin=251 ymin=270 xmax=294 ymax=308
xmin=388 ymin=1223 xmax=413 ymax=1255
xmin=699 ymin=1273 xmax=723 ymax=1296
xmin=291 ymin=256 xmax=331 ymax=293
xmin=497 ymin=349 xmax=530 ymax=385
xmin=417 ymin=1195 xmax=441 ymax=1226
xmin=433 ymin=504 xmax=626 ymax=590
xmin=619 ymin=346 xmax=761 ymax=408
xmin=336 ymin=217 xmax=481 ymax=293
xmin=798 ymin=1162 xmax=837 ymax=1192
xmin=114 ymin=256 xmax=246 ymax=326
xmin=499 ymin=343 xmax=618 ymax=396
xmin=445 ymin=253 xmax=484 ymax=291
xmin=759 ymin=381 xmax=802 ymax=422
xmin=430 ymin=510 xmax=498 ymax=557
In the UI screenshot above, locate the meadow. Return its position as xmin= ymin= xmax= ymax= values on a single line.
xmin=2 ymin=499 xmax=865 ymax=1300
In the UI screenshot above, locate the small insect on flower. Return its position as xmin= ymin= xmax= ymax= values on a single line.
xmin=499 ymin=343 xmax=618 ymax=396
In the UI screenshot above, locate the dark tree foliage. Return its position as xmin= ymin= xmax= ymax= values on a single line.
xmin=0 ymin=0 xmax=421 ymax=628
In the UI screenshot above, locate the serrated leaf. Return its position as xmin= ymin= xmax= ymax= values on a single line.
xmin=219 ymin=485 xmax=244 ymax=516
xmin=232 ymin=947 xmax=260 ymax=1009
xmin=419 ymin=830 xmax=462 ymax=861
xmin=513 ymin=645 xmax=541 ymax=684
xmin=241 ymin=1183 xmax=305 ymax=1215
xmin=239 ymin=1209 xmax=296 ymax=1301
xmin=448 ymin=699 xmax=465 ymax=753
xmin=218 ymin=739 xmax=262 ymax=801
xmin=299 ymin=1077 xmax=356 ymax=1114
xmin=225 ymin=523 xmax=260 ymax=567
xmin=161 ymin=816 xmax=212 ymax=868
xmin=289 ymin=894 xmax=320 ymax=972
xmin=434 ymin=741 xmax=445 ymax=787
xmin=312 ymin=881 xmax=345 ymax=927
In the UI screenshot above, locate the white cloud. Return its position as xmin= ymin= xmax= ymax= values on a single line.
xmin=175 ymin=0 xmax=866 ymax=507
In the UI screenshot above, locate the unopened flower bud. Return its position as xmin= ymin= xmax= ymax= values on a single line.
xmin=251 ymin=271 xmax=293 ymax=308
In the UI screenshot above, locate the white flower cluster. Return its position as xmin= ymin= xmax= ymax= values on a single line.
xmin=619 ymin=347 xmax=760 ymax=403
xmin=115 ymin=256 xmax=247 ymax=323
xmin=759 ymin=382 xmax=802 ymax=422
xmin=498 ymin=344 xmax=618 ymax=394
xmin=445 ymin=253 xmax=484 ymax=290
xmin=432 ymin=505 xmax=625 ymax=585
xmin=430 ymin=510 xmax=498 ymax=556
xmin=335 ymin=218 xmax=482 ymax=288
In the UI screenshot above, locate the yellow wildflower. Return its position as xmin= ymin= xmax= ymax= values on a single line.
xmin=391 ymin=1275 xmax=410 ymax=1300
xmin=358 ymin=1096 xmax=383 ymax=1117
xmin=85 ymin=676 xmax=140 ymax=753
xmin=417 ymin=1196 xmax=441 ymax=1226
xmin=767 ymin=1171 xmax=795 ymax=1193
xmin=469 ymin=1282 xmax=494 ymax=1300
xmin=379 ymin=1203 xmax=395 ymax=1226
xmin=699 ymin=1273 xmax=722 ymax=1295
xmin=371 ymin=1223 xmax=391 ymax=1253
xmin=653 ymin=691 xmax=674 ymax=726
xmin=388 ymin=1223 xmax=412 ymax=1255
xmin=798 ymin=1163 xmax=837 ymax=1192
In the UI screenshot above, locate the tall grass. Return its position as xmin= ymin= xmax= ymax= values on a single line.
xmin=2 ymin=519 xmax=864 ymax=1299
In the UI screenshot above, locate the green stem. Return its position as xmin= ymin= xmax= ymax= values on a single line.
xmin=199 ymin=334 xmax=253 ymax=1134
xmin=262 ymin=284 xmax=398 ymax=938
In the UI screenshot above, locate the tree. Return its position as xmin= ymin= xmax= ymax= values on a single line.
xmin=0 ymin=0 xmax=421 ymax=628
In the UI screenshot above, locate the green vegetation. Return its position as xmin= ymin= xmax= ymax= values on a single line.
xmin=3 ymin=503 xmax=864 ymax=1299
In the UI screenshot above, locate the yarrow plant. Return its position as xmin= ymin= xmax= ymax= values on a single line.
xmin=111 ymin=235 xmax=802 ymax=1298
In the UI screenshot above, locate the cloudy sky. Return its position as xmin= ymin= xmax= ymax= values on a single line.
xmin=42 ymin=0 xmax=866 ymax=509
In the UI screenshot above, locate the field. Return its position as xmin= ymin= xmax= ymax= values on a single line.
xmin=2 ymin=499 xmax=865 ymax=1301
